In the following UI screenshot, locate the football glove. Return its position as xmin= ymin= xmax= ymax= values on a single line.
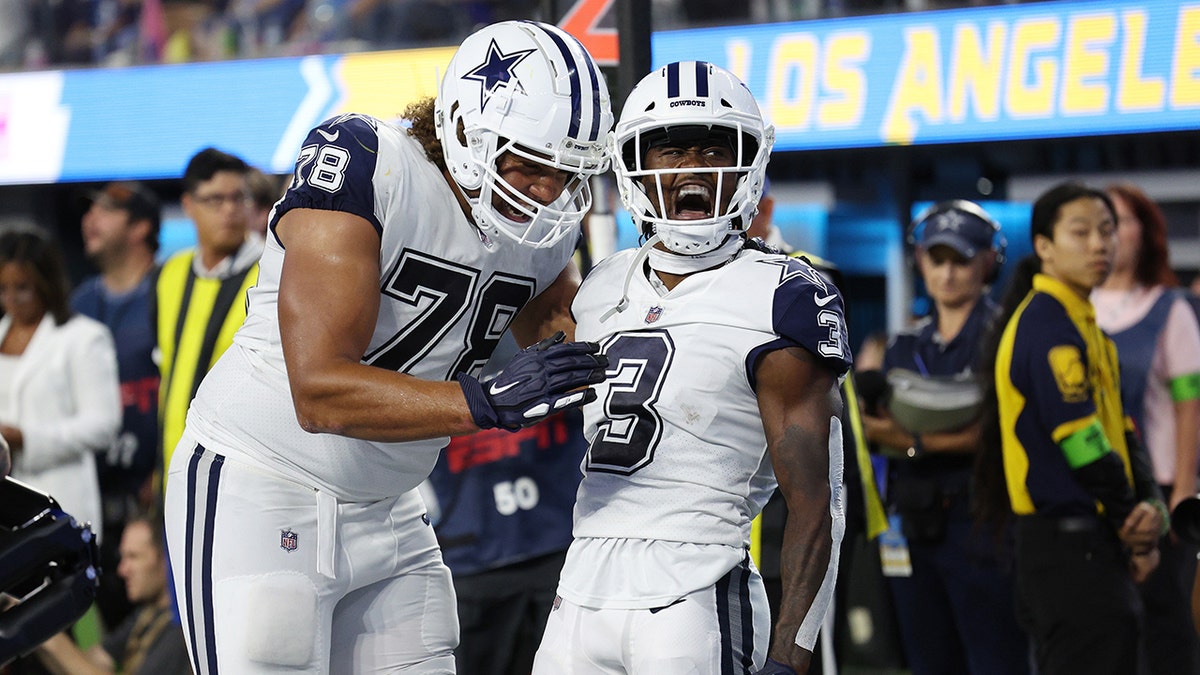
xmin=752 ymin=659 xmax=799 ymax=675
xmin=744 ymin=236 xmax=782 ymax=255
xmin=457 ymin=331 xmax=607 ymax=431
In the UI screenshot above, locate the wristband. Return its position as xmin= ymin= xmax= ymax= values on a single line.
xmin=1147 ymin=499 xmax=1171 ymax=537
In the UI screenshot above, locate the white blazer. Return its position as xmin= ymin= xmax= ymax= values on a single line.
xmin=2 ymin=312 xmax=121 ymax=542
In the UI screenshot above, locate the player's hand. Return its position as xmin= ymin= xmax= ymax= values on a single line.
xmin=457 ymin=331 xmax=607 ymax=431
xmin=744 ymin=237 xmax=782 ymax=255
xmin=752 ymin=658 xmax=800 ymax=675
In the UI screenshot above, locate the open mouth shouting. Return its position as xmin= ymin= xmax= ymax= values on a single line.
xmin=670 ymin=182 xmax=716 ymax=220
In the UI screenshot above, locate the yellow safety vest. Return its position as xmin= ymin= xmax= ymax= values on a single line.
xmin=156 ymin=250 xmax=258 ymax=487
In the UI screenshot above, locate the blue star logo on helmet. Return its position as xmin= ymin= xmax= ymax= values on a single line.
xmin=462 ymin=39 xmax=536 ymax=111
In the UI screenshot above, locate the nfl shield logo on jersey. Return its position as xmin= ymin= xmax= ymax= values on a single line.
xmin=645 ymin=306 xmax=663 ymax=324
xmin=280 ymin=529 xmax=299 ymax=553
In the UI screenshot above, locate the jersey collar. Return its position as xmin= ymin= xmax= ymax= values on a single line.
xmin=1033 ymin=273 xmax=1096 ymax=323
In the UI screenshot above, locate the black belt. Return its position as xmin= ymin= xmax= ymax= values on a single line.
xmin=1018 ymin=513 xmax=1102 ymax=534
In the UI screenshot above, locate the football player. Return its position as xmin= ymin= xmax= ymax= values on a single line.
xmin=532 ymin=62 xmax=851 ymax=675
xmin=163 ymin=21 xmax=611 ymax=674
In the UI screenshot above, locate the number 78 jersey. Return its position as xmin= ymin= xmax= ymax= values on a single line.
xmin=194 ymin=113 xmax=577 ymax=501
xmin=570 ymin=248 xmax=852 ymax=547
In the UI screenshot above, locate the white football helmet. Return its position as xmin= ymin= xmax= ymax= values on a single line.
xmin=436 ymin=21 xmax=613 ymax=248
xmin=612 ymin=61 xmax=774 ymax=255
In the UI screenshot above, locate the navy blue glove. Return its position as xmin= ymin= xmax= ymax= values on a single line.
xmin=744 ymin=236 xmax=782 ymax=255
xmin=752 ymin=659 xmax=799 ymax=675
xmin=457 ymin=331 xmax=607 ymax=431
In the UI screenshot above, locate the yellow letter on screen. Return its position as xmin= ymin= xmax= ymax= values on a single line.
xmin=726 ymin=39 xmax=752 ymax=85
xmin=1171 ymin=6 xmax=1200 ymax=109
xmin=818 ymin=32 xmax=869 ymax=130
xmin=1005 ymin=17 xmax=1061 ymax=118
xmin=947 ymin=20 xmax=1006 ymax=123
xmin=769 ymin=34 xmax=820 ymax=131
xmin=1061 ymin=12 xmax=1115 ymax=115
xmin=1117 ymin=9 xmax=1165 ymax=112
xmin=881 ymin=26 xmax=943 ymax=145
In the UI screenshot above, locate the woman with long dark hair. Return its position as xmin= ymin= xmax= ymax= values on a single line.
xmin=0 ymin=228 xmax=121 ymax=542
xmin=972 ymin=182 xmax=1165 ymax=675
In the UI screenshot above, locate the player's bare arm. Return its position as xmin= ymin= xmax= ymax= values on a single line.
xmin=508 ymin=261 xmax=582 ymax=346
xmin=756 ymin=344 xmax=842 ymax=673
xmin=277 ymin=207 xmax=480 ymax=441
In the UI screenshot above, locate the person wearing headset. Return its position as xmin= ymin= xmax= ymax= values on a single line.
xmin=862 ymin=201 xmax=1030 ymax=675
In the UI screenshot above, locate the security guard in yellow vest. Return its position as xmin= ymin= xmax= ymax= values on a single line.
xmin=977 ymin=182 xmax=1165 ymax=675
xmin=156 ymin=148 xmax=261 ymax=489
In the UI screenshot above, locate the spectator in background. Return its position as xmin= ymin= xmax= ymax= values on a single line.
xmin=744 ymin=177 xmax=794 ymax=253
xmin=35 ymin=513 xmax=190 ymax=675
xmin=245 ymin=166 xmax=282 ymax=238
xmin=1092 ymin=182 xmax=1200 ymax=675
xmin=155 ymin=147 xmax=261 ymax=494
xmin=862 ymin=200 xmax=1029 ymax=675
xmin=71 ymin=182 xmax=162 ymax=633
xmin=974 ymin=182 xmax=1165 ymax=675
xmin=0 ymin=229 xmax=121 ymax=544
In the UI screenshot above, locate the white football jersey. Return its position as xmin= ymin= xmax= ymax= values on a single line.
xmin=558 ymin=246 xmax=851 ymax=606
xmin=185 ymin=113 xmax=577 ymax=501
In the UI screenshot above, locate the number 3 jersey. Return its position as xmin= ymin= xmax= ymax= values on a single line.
xmin=183 ymin=114 xmax=577 ymax=501
xmin=558 ymin=246 xmax=852 ymax=608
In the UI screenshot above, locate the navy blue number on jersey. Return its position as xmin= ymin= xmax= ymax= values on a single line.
xmin=364 ymin=249 xmax=535 ymax=379
xmin=586 ymin=330 xmax=675 ymax=475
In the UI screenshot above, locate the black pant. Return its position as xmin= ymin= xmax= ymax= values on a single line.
xmin=452 ymin=550 xmax=567 ymax=675
xmin=1141 ymin=528 xmax=1200 ymax=675
xmin=1014 ymin=515 xmax=1145 ymax=675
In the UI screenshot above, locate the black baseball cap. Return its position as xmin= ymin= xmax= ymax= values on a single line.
xmin=92 ymin=182 xmax=161 ymax=230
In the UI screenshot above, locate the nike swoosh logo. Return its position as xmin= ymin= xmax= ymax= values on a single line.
xmin=814 ymin=293 xmax=837 ymax=307
xmin=489 ymin=380 xmax=522 ymax=396
xmin=316 ymin=128 xmax=339 ymax=142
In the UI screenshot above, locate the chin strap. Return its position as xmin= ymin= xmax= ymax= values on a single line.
xmin=600 ymin=234 xmax=662 ymax=323
xmin=648 ymin=235 xmax=743 ymax=275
